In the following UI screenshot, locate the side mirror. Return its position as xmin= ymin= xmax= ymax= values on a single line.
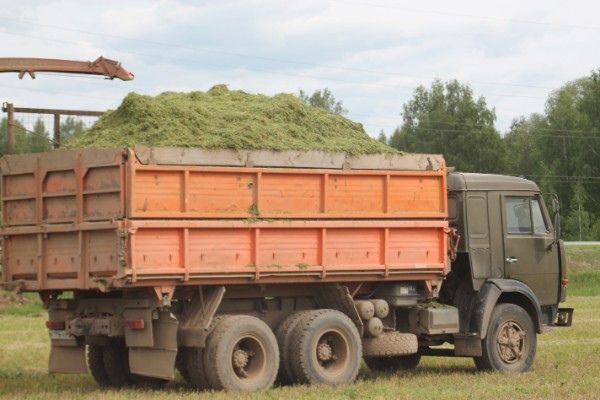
xmin=551 ymin=197 xmax=560 ymax=214
xmin=554 ymin=210 xmax=561 ymax=241
xmin=543 ymin=193 xmax=561 ymax=245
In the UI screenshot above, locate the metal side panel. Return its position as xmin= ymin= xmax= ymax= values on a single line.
xmin=133 ymin=146 xmax=444 ymax=171
xmin=1 ymin=221 xmax=126 ymax=291
xmin=128 ymin=161 xmax=448 ymax=219
xmin=125 ymin=219 xmax=450 ymax=286
xmin=1 ymin=148 xmax=126 ymax=226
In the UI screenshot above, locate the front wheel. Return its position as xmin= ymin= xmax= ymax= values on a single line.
xmin=474 ymin=303 xmax=536 ymax=372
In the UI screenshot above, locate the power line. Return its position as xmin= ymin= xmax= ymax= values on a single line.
xmin=10 ymin=120 xmax=59 ymax=146
xmin=0 ymin=29 xmax=573 ymax=108
xmin=367 ymin=124 xmax=600 ymax=139
xmin=332 ymin=1 xmax=600 ymax=31
xmin=0 ymin=15 xmax=567 ymax=91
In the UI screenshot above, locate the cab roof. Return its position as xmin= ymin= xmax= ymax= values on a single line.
xmin=448 ymin=172 xmax=539 ymax=192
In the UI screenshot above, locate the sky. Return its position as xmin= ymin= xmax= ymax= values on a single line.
xmin=0 ymin=0 xmax=599 ymax=137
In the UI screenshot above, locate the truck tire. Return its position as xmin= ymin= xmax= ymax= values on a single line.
xmin=362 ymin=331 xmax=418 ymax=357
xmin=275 ymin=310 xmax=313 ymax=384
xmin=288 ymin=309 xmax=362 ymax=386
xmin=103 ymin=339 xmax=132 ymax=387
xmin=176 ymin=347 xmax=191 ymax=384
xmin=474 ymin=303 xmax=537 ymax=372
xmin=203 ymin=315 xmax=279 ymax=391
xmin=186 ymin=315 xmax=226 ymax=390
xmin=88 ymin=345 xmax=111 ymax=387
xmin=103 ymin=339 xmax=168 ymax=388
xmin=364 ymin=354 xmax=421 ymax=372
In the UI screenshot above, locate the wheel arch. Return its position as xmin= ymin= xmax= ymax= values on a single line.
xmin=472 ymin=279 xmax=543 ymax=339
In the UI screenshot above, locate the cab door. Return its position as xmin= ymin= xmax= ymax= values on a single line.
xmin=502 ymin=194 xmax=560 ymax=305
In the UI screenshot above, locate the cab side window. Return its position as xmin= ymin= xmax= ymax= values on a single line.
xmin=506 ymin=197 xmax=532 ymax=234
xmin=505 ymin=196 xmax=548 ymax=235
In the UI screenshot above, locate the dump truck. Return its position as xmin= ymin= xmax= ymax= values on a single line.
xmin=0 ymin=146 xmax=573 ymax=391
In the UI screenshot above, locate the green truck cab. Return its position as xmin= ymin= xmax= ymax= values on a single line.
xmin=438 ymin=172 xmax=573 ymax=371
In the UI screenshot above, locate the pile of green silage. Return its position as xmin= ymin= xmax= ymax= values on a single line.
xmin=66 ymin=84 xmax=395 ymax=155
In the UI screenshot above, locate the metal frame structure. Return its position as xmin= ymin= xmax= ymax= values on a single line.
xmin=0 ymin=56 xmax=133 ymax=81
xmin=1 ymin=103 xmax=104 ymax=153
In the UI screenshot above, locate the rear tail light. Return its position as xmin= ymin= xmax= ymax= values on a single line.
xmin=123 ymin=319 xmax=145 ymax=330
xmin=46 ymin=320 xmax=66 ymax=330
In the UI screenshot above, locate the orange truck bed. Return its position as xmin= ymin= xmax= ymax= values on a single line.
xmin=1 ymin=147 xmax=451 ymax=292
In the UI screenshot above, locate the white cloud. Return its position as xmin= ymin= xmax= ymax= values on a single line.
xmin=0 ymin=0 xmax=598 ymax=136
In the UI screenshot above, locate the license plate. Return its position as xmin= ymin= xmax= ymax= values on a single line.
xmin=49 ymin=330 xmax=72 ymax=340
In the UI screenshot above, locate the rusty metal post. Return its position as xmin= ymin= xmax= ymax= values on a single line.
xmin=5 ymin=102 xmax=16 ymax=154
xmin=53 ymin=112 xmax=60 ymax=149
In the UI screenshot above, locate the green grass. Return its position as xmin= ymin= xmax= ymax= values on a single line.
xmin=0 ymin=292 xmax=43 ymax=317
xmin=0 ymin=296 xmax=596 ymax=400
xmin=565 ymin=245 xmax=600 ymax=296
xmin=0 ymin=245 xmax=598 ymax=398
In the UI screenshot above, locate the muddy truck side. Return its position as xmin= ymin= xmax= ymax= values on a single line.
xmin=0 ymin=147 xmax=573 ymax=391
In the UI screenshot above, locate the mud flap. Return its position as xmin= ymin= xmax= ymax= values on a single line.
xmin=49 ymin=344 xmax=87 ymax=374
xmin=128 ymin=310 xmax=178 ymax=380
xmin=453 ymin=334 xmax=482 ymax=357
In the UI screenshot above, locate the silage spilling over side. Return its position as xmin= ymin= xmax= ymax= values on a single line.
xmin=66 ymin=85 xmax=396 ymax=155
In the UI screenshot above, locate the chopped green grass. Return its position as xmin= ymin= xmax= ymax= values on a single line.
xmin=65 ymin=85 xmax=396 ymax=155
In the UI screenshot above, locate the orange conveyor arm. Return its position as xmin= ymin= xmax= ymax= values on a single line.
xmin=0 ymin=56 xmax=134 ymax=81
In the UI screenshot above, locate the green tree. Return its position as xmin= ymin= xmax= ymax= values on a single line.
xmin=389 ymin=79 xmax=506 ymax=173
xmin=60 ymin=116 xmax=86 ymax=144
xmin=0 ymin=117 xmax=33 ymax=155
xmin=377 ymin=130 xmax=387 ymax=144
xmin=563 ymin=184 xmax=596 ymax=241
xmin=504 ymin=114 xmax=546 ymax=177
xmin=298 ymin=88 xmax=347 ymax=115
xmin=27 ymin=119 xmax=52 ymax=153
xmin=503 ymin=69 xmax=600 ymax=239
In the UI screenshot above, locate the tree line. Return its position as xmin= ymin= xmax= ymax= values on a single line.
xmin=303 ymin=71 xmax=600 ymax=241
xmin=0 ymin=116 xmax=86 ymax=155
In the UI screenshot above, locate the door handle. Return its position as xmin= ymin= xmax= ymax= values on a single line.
xmin=505 ymin=257 xmax=519 ymax=264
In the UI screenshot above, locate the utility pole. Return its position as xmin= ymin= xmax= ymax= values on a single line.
xmin=578 ymin=200 xmax=582 ymax=241
xmin=53 ymin=112 xmax=61 ymax=149
xmin=3 ymin=102 xmax=16 ymax=154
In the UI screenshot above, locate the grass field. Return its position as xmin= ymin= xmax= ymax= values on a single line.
xmin=0 ymin=246 xmax=598 ymax=400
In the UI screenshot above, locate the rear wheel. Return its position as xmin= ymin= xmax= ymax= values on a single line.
xmin=186 ymin=315 xmax=226 ymax=390
xmin=176 ymin=348 xmax=191 ymax=384
xmin=204 ymin=315 xmax=279 ymax=391
xmin=102 ymin=339 xmax=168 ymax=388
xmin=275 ymin=310 xmax=313 ymax=384
xmin=288 ymin=309 xmax=362 ymax=386
xmin=364 ymin=353 xmax=421 ymax=372
xmin=88 ymin=345 xmax=111 ymax=387
xmin=102 ymin=340 xmax=132 ymax=387
xmin=474 ymin=303 xmax=536 ymax=372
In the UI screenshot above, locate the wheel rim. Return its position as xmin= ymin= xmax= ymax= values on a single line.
xmin=495 ymin=320 xmax=526 ymax=364
xmin=230 ymin=334 xmax=266 ymax=382
xmin=313 ymin=328 xmax=350 ymax=378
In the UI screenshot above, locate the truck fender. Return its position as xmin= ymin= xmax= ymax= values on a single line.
xmin=472 ymin=279 xmax=543 ymax=339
